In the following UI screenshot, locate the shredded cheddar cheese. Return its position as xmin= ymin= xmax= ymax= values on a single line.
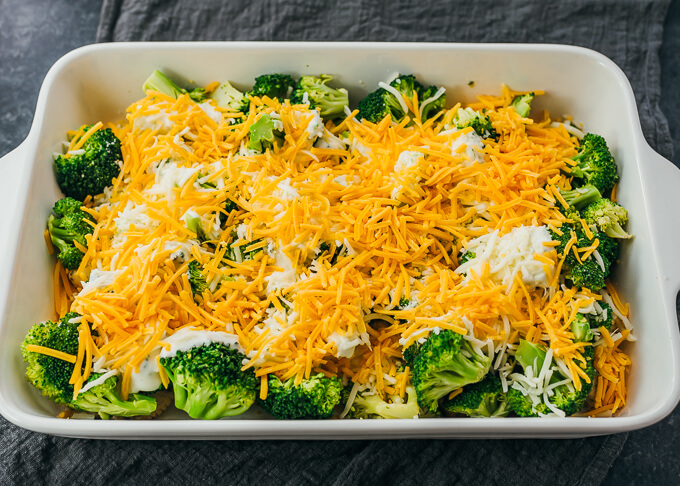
xmin=41 ymin=80 xmax=633 ymax=418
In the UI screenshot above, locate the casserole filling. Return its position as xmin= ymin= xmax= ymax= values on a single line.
xmin=24 ymin=72 xmax=634 ymax=420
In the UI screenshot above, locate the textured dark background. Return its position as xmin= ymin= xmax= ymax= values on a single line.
xmin=0 ymin=0 xmax=679 ymax=484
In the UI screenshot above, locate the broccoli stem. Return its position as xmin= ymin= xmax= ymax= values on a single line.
xmin=143 ymin=70 xmax=186 ymax=99
xmin=559 ymin=185 xmax=602 ymax=210
xmin=72 ymin=390 xmax=157 ymax=418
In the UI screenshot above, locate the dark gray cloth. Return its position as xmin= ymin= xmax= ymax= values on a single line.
xmin=0 ymin=1 xmax=670 ymax=485
xmin=97 ymin=0 xmax=673 ymax=159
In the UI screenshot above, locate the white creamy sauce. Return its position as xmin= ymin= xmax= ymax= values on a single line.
xmin=450 ymin=130 xmax=485 ymax=167
xmin=159 ymin=328 xmax=243 ymax=358
xmin=129 ymin=349 xmax=162 ymax=394
xmin=264 ymin=242 xmax=298 ymax=294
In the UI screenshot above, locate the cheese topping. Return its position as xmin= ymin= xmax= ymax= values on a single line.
xmin=47 ymin=83 xmax=632 ymax=413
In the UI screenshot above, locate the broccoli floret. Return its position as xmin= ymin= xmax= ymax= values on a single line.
xmin=21 ymin=313 xmax=81 ymax=405
xmin=409 ymin=330 xmax=491 ymax=413
xmin=209 ymin=81 xmax=249 ymax=113
xmin=21 ymin=312 xmax=158 ymax=417
xmin=510 ymin=92 xmax=534 ymax=118
xmin=248 ymin=113 xmax=284 ymax=153
xmin=418 ymin=85 xmax=447 ymax=122
xmin=142 ymin=69 xmax=207 ymax=102
xmin=249 ymin=74 xmax=296 ymax=100
xmin=357 ymin=88 xmax=406 ymax=124
xmin=558 ymin=184 xmax=602 ymax=210
xmin=187 ymin=261 xmax=208 ymax=294
xmin=290 ymin=75 xmax=349 ymax=120
xmin=550 ymin=224 xmax=615 ymax=291
xmin=159 ymin=341 xmax=257 ymax=419
xmin=582 ymin=199 xmax=631 ymax=239
xmin=587 ymin=302 xmax=613 ymax=331
xmin=347 ymin=386 xmax=420 ymax=419
xmin=507 ymin=388 xmax=549 ymax=417
xmin=566 ymin=260 xmax=606 ymax=291
xmin=569 ymin=133 xmax=619 ymax=195
xmin=452 ymin=108 xmax=496 ymax=138
xmin=443 ymin=374 xmax=510 ymax=417
xmin=402 ymin=341 xmax=422 ymax=367
xmin=390 ymin=74 xmax=424 ymax=98
xmin=549 ymin=363 xmax=596 ymax=416
xmin=47 ymin=197 xmax=94 ymax=271
xmin=571 ymin=314 xmax=594 ymax=342
xmin=54 ymin=126 xmax=122 ymax=201
xmin=508 ymin=339 xmax=594 ymax=417
xmin=71 ymin=374 xmax=157 ymax=419
xmin=357 ymin=74 xmax=445 ymax=124
xmin=595 ymin=232 xmax=619 ymax=269
xmin=259 ymin=373 xmax=343 ymax=419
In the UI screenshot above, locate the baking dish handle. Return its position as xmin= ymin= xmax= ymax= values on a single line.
xmin=643 ymin=145 xmax=680 ymax=299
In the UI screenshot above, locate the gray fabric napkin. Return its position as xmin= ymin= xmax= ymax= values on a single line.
xmin=0 ymin=1 xmax=670 ymax=485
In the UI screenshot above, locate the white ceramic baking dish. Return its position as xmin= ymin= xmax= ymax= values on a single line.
xmin=0 ymin=42 xmax=678 ymax=439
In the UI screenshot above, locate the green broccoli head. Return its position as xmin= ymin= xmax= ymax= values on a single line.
xmin=510 ymin=92 xmax=535 ymax=118
xmin=248 ymin=113 xmax=284 ymax=153
xmin=507 ymin=388 xmax=549 ymax=417
xmin=357 ymin=74 xmax=445 ymax=124
xmin=259 ymin=373 xmax=343 ymax=420
xmin=569 ymin=133 xmax=619 ymax=195
xmin=21 ymin=313 xmax=81 ymax=405
xmin=548 ymin=363 xmax=596 ymax=416
xmin=402 ymin=341 xmax=422 ymax=367
xmin=410 ymin=330 xmax=491 ymax=413
xmin=47 ymin=197 xmax=94 ymax=270
xmin=346 ymin=386 xmax=420 ymax=419
xmin=419 ymin=85 xmax=447 ymax=122
xmin=566 ymin=260 xmax=606 ymax=291
xmin=187 ymin=261 xmax=208 ymax=294
xmin=549 ymin=224 xmax=615 ymax=291
xmin=558 ymin=184 xmax=602 ymax=210
xmin=54 ymin=126 xmax=122 ymax=201
xmin=587 ymin=302 xmax=613 ymax=331
xmin=595 ymin=233 xmax=619 ymax=269
xmin=357 ymin=88 xmax=407 ymax=124
xmin=142 ymin=69 xmax=207 ymax=102
xmin=582 ymin=199 xmax=631 ymax=239
xmin=443 ymin=374 xmax=510 ymax=417
xmin=249 ymin=74 xmax=296 ymax=100
xmin=570 ymin=314 xmax=594 ymax=342
xmin=508 ymin=339 xmax=595 ymax=417
xmin=159 ymin=342 xmax=258 ymax=419
xmin=71 ymin=374 xmax=158 ymax=419
xmin=290 ymin=75 xmax=349 ymax=120
xmin=452 ymin=108 xmax=496 ymax=138
xmin=390 ymin=75 xmax=424 ymax=98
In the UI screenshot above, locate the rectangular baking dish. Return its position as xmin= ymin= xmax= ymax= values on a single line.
xmin=0 ymin=42 xmax=679 ymax=439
